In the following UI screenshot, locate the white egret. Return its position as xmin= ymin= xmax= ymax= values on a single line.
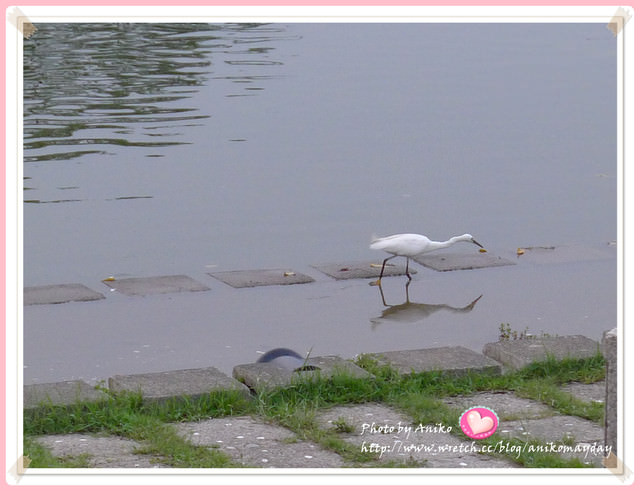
xmin=370 ymin=233 xmax=484 ymax=284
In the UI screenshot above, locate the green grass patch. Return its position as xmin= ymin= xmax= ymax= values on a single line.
xmin=145 ymin=390 xmax=254 ymax=422
xmin=515 ymin=352 xmax=605 ymax=383
xmin=23 ymin=437 xmax=91 ymax=468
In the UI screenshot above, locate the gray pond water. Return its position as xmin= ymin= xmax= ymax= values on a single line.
xmin=23 ymin=22 xmax=617 ymax=384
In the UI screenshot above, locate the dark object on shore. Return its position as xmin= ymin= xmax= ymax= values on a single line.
xmin=256 ymin=348 xmax=319 ymax=372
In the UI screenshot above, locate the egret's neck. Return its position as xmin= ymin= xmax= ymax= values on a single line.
xmin=442 ymin=235 xmax=467 ymax=247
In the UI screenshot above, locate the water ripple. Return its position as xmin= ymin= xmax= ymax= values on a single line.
xmin=23 ymin=23 xmax=292 ymax=165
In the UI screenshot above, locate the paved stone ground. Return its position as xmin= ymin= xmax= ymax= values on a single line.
xmin=175 ymin=416 xmax=344 ymax=468
xmin=33 ymin=381 xmax=607 ymax=469
xmin=34 ymin=434 xmax=169 ymax=468
xmin=442 ymin=383 xmax=607 ymax=467
xmin=315 ymin=403 xmax=517 ymax=468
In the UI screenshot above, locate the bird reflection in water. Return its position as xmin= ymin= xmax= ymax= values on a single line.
xmin=370 ymin=281 xmax=483 ymax=329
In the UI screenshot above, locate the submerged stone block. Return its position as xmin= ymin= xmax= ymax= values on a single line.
xmin=483 ymin=335 xmax=599 ymax=370
xmin=24 ymin=283 xmax=106 ymax=306
xmin=413 ymin=252 xmax=516 ymax=272
xmin=109 ymin=366 xmax=250 ymax=403
xmin=208 ymin=269 xmax=314 ymax=288
xmin=367 ymin=347 xmax=501 ymax=376
xmin=233 ymin=355 xmax=372 ymax=391
xmin=102 ymin=275 xmax=210 ymax=296
xmin=312 ymin=261 xmax=417 ymax=280
xmin=515 ymin=245 xmax=615 ymax=264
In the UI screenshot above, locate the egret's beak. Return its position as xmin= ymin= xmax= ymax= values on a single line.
xmin=472 ymin=238 xmax=484 ymax=248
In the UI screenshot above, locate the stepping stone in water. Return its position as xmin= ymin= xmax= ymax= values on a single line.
xmin=102 ymin=275 xmax=210 ymax=296
xmin=515 ymin=245 xmax=615 ymax=264
xmin=208 ymin=269 xmax=314 ymax=288
xmin=413 ymin=252 xmax=516 ymax=272
xmin=24 ymin=283 xmax=105 ymax=305
xmin=312 ymin=261 xmax=416 ymax=280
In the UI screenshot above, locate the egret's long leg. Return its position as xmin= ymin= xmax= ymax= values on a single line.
xmin=405 ymin=257 xmax=412 ymax=280
xmin=377 ymin=255 xmax=396 ymax=282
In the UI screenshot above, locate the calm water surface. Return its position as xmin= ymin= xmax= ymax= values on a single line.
xmin=23 ymin=23 xmax=617 ymax=383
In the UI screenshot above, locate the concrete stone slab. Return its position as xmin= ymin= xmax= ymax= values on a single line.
xmin=233 ymin=355 xmax=372 ymax=391
xmin=108 ymin=366 xmax=250 ymax=403
xmin=312 ymin=261 xmax=417 ymax=280
xmin=442 ymin=391 xmax=557 ymax=420
xmin=35 ymin=434 xmax=169 ymax=468
xmin=24 ymin=380 xmax=108 ymax=410
xmin=498 ymin=415 xmax=606 ymax=466
xmin=515 ymin=244 xmax=615 ymax=264
xmin=208 ymin=269 xmax=314 ymax=288
xmin=560 ymin=381 xmax=606 ymax=404
xmin=102 ymin=274 xmax=210 ymax=296
xmin=316 ymin=403 xmax=517 ymax=468
xmin=367 ymin=347 xmax=502 ymax=376
xmin=24 ymin=283 xmax=105 ymax=306
xmin=483 ymin=335 xmax=599 ymax=370
xmin=412 ymin=252 xmax=516 ymax=272
xmin=175 ymin=416 xmax=344 ymax=468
